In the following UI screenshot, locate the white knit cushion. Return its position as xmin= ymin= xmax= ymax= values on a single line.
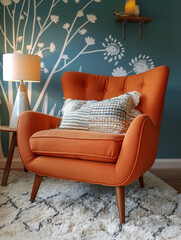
xmin=59 ymin=91 xmax=141 ymax=134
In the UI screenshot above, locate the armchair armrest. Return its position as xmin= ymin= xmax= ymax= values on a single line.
xmin=17 ymin=111 xmax=61 ymax=168
xmin=115 ymin=114 xmax=159 ymax=185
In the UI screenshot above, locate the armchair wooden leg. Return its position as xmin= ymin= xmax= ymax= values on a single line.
xmin=23 ymin=167 xmax=28 ymax=172
xmin=115 ymin=186 xmax=125 ymax=224
xmin=139 ymin=175 xmax=144 ymax=188
xmin=1 ymin=132 xmax=17 ymax=186
xmin=30 ymin=175 xmax=43 ymax=203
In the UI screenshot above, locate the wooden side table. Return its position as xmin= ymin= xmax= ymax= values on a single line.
xmin=0 ymin=126 xmax=20 ymax=186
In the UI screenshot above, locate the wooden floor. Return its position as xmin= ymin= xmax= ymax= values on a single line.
xmin=0 ymin=168 xmax=181 ymax=193
xmin=150 ymin=169 xmax=181 ymax=193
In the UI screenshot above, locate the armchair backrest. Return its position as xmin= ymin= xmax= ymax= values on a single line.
xmin=62 ymin=66 xmax=169 ymax=128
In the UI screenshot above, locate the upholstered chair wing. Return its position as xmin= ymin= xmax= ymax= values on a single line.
xmin=17 ymin=65 xmax=169 ymax=224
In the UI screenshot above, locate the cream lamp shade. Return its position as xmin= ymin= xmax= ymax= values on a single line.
xmin=3 ymin=53 xmax=41 ymax=128
xmin=3 ymin=54 xmax=40 ymax=82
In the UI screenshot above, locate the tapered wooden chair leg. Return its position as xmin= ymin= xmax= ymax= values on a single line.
xmin=30 ymin=175 xmax=43 ymax=203
xmin=1 ymin=132 xmax=17 ymax=186
xmin=139 ymin=175 xmax=144 ymax=188
xmin=24 ymin=167 xmax=28 ymax=172
xmin=115 ymin=186 xmax=125 ymax=224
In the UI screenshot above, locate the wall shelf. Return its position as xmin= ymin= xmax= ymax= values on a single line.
xmin=114 ymin=14 xmax=152 ymax=40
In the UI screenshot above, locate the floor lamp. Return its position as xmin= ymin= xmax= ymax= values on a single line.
xmin=3 ymin=54 xmax=41 ymax=129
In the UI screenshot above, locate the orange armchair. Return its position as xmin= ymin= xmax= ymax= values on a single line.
xmin=17 ymin=66 xmax=169 ymax=224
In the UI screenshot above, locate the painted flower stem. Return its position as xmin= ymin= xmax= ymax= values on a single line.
xmin=37 ymin=20 xmax=41 ymax=29
xmin=82 ymin=49 xmax=106 ymax=54
xmin=0 ymin=63 xmax=11 ymax=117
xmin=55 ymin=44 xmax=89 ymax=73
xmin=0 ymin=25 xmax=14 ymax=50
xmin=82 ymin=0 xmax=94 ymax=11
xmin=0 ymin=80 xmax=11 ymax=114
xmin=33 ymin=59 xmax=59 ymax=111
xmin=36 ymin=0 xmax=44 ymax=8
xmin=21 ymin=0 xmax=30 ymax=52
xmin=53 ymin=0 xmax=60 ymax=8
xmin=15 ymin=0 xmax=26 ymax=50
xmin=127 ymin=70 xmax=133 ymax=74
xmin=3 ymin=6 xmax=7 ymax=53
xmin=7 ymin=6 xmax=13 ymax=19
xmin=41 ymin=21 xmax=53 ymax=35
xmin=29 ymin=0 xmax=37 ymax=54
xmin=12 ymin=3 xmax=17 ymax=50
xmin=67 ymin=20 xmax=89 ymax=45
xmin=35 ymin=47 xmax=50 ymax=55
xmin=27 ymin=0 xmax=37 ymax=103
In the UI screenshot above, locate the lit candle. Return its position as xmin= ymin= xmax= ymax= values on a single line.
xmin=125 ymin=0 xmax=136 ymax=14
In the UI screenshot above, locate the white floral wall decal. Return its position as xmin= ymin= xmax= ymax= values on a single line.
xmin=85 ymin=36 xmax=95 ymax=45
xmin=50 ymin=43 xmax=56 ymax=53
xmin=79 ymin=28 xmax=87 ymax=35
xmin=41 ymin=61 xmax=49 ymax=74
xmin=112 ymin=67 xmax=127 ymax=76
xmin=129 ymin=54 xmax=155 ymax=74
xmin=0 ymin=0 xmax=12 ymax=6
xmin=87 ymin=14 xmax=97 ymax=23
xmin=102 ymin=35 xmax=125 ymax=66
xmin=111 ymin=54 xmax=155 ymax=77
xmin=63 ymin=23 xmax=70 ymax=31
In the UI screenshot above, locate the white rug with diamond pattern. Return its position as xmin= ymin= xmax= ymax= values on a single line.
xmin=0 ymin=170 xmax=181 ymax=240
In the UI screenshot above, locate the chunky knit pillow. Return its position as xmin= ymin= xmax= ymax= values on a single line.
xmin=59 ymin=91 xmax=141 ymax=134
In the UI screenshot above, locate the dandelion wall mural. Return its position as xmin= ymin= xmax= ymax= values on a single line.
xmin=3 ymin=0 xmax=176 ymax=160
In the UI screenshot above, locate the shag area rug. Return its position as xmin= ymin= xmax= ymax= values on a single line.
xmin=0 ymin=171 xmax=181 ymax=240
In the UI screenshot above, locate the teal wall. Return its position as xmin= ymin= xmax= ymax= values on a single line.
xmin=0 ymin=0 xmax=180 ymax=158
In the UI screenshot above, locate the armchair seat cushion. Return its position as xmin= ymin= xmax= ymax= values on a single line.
xmin=30 ymin=129 xmax=124 ymax=163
